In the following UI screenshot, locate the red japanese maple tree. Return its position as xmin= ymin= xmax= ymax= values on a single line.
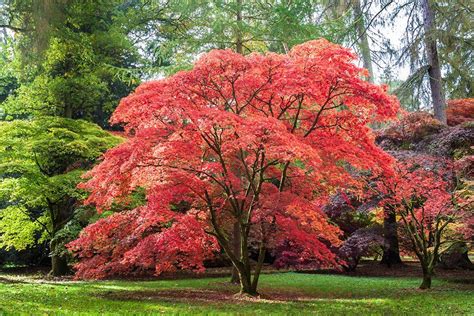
xmin=376 ymin=155 xmax=471 ymax=289
xmin=68 ymin=39 xmax=399 ymax=295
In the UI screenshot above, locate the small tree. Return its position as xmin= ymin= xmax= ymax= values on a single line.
xmin=338 ymin=227 xmax=386 ymax=271
xmin=0 ymin=117 xmax=119 ymax=275
xmin=377 ymin=156 xmax=470 ymax=289
xmin=70 ymin=39 xmax=399 ymax=295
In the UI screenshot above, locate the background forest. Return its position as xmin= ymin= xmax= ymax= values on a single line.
xmin=0 ymin=0 xmax=472 ymax=313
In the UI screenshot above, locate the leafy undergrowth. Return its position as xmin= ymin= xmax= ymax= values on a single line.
xmin=0 ymin=271 xmax=473 ymax=315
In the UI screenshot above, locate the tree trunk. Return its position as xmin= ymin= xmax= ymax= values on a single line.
xmin=230 ymin=222 xmax=241 ymax=283
xmin=420 ymin=264 xmax=433 ymax=289
xmin=232 ymin=252 xmax=263 ymax=296
xmin=47 ymin=201 xmax=72 ymax=277
xmin=422 ymin=0 xmax=447 ymax=124
xmin=64 ymin=104 xmax=73 ymax=119
xmin=49 ymin=234 xmax=69 ymax=276
xmin=420 ymin=274 xmax=432 ymax=289
xmin=352 ymin=0 xmax=374 ymax=82
xmin=381 ymin=208 xmax=403 ymax=266
xmin=235 ymin=0 xmax=243 ymax=54
xmin=50 ymin=253 xmax=69 ymax=276
xmin=238 ymin=271 xmax=258 ymax=296
xmin=230 ymin=0 xmax=244 ymax=284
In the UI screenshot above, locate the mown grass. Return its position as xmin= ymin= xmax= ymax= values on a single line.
xmin=0 ymin=272 xmax=472 ymax=315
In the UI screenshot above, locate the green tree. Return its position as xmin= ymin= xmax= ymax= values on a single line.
xmin=0 ymin=117 xmax=120 ymax=275
xmin=135 ymin=0 xmax=346 ymax=72
xmin=0 ymin=0 xmax=144 ymax=126
xmin=435 ymin=1 xmax=473 ymax=99
xmin=378 ymin=0 xmax=472 ymax=117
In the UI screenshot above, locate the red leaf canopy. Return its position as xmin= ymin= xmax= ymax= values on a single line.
xmin=69 ymin=39 xmax=399 ymax=278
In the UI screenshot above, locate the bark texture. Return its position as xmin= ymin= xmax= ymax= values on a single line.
xmin=352 ymin=0 xmax=374 ymax=82
xmin=422 ymin=0 xmax=447 ymax=124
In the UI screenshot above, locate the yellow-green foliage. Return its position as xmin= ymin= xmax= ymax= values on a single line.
xmin=0 ymin=205 xmax=49 ymax=250
xmin=0 ymin=117 xmax=121 ymax=250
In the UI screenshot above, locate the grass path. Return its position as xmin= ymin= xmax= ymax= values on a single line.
xmin=0 ymin=272 xmax=473 ymax=315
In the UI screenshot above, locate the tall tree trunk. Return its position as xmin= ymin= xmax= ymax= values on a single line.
xmin=381 ymin=207 xmax=403 ymax=266
xmin=230 ymin=0 xmax=244 ymax=284
xmin=352 ymin=0 xmax=374 ymax=82
xmin=422 ymin=0 xmax=447 ymax=124
xmin=235 ymin=0 xmax=243 ymax=54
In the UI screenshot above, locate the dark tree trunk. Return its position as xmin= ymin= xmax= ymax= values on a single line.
xmin=235 ymin=0 xmax=243 ymax=55
xmin=50 ymin=253 xmax=69 ymax=276
xmin=230 ymin=222 xmax=241 ymax=284
xmin=237 ymin=267 xmax=257 ymax=296
xmin=352 ymin=0 xmax=374 ymax=82
xmin=95 ymin=101 xmax=106 ymax=128
xmin=49 ymin=233 xmax=69 ymax=276
xmin=232 ymin=243 xmax=265 ymax=296
xmin=420 ymin=264 xmax=433 ymax=289
xmin=381 ymin=208 xmax=402 ymax=266
xmin=63 ymin=104 xmax=73 ymax=119
xmin=420 ymin=273 xmax=432 ymax=289
xmin=422 ymin=0 xmax=447 ymax=124
xmin=47 ymin=199 xmax=74 ymax=277
xmin=49 ymin=227 xmax=70 ymax=276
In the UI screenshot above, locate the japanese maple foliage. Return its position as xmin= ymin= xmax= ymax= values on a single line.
xmin=67 ymin=206 xmax=218 ymax=279
xmin=446 ymin=98 xmax=474 ymax=126
xmin=376 ymin=111 xmax=444 ymax=144
xmin=69 ymin=39 xmax=399 ymax=295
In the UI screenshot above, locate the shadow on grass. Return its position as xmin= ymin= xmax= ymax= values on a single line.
xmin=0 ymin=276 xmax=29 ymax=284
xmin=96 ymin=273 xmax=474 ymax=307
xmin=448 ymin=278 xmax=474 ymax=285
xmin=99 ymin=286 xmax=394 ymax=305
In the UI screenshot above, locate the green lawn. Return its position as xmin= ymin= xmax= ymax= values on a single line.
xmin=0 ymin=272 xmax=472 ymax=315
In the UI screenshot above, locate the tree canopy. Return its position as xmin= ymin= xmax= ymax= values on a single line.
xmin=69 ymin=39 xmax=399 ymax=294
